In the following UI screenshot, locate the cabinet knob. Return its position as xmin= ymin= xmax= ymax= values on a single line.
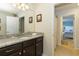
xmin=19 ymin=52 xmax=21 ymax=55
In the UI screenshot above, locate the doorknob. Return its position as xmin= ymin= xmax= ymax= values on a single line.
xmin=19 ymin=52 xmax=21 ymax=55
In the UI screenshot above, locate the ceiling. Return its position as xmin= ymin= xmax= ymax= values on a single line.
xmin=0 ymin=3 xmax=19 ymax=14
xmin=0 ymin=3 xmax=36 ymax=14
xmin=55 ymin=3 xmax=78 ymax=11
xmin=1 ymin=3 xmax=75 ymax=15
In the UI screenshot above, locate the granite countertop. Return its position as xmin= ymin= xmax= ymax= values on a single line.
xmin=0 ymin=32 xmax=43 ymax=48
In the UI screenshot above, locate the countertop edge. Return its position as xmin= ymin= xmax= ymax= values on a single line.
xmin=0 ymin=34 xmax=43 ymax=48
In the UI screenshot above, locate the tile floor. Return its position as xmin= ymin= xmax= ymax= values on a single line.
xmin=61 ymin=39 xmax=74 ymax=48
xmin=54 ymin=39 xmax=79 ymax=56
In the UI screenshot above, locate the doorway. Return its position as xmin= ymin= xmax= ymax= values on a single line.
xmin=19 ymin=17 xmax=24 ymax=33
xmin=61 ymin=15 xmax=74 ymax=48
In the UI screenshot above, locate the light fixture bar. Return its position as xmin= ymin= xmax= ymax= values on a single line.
xmin=14 ymin=3 xmax=29 ymax=10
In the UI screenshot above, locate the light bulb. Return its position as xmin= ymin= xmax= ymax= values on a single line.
xmin=18 ymin=6 xmax=21 ymax=9
xmin=22 ymin=7 xmax=25 ymax=11
xmin=14 ymin=3 xmax=29 ymax=11
xmin=21 ymin=3 xmax=25 ymax=7
xmin=25 ymin=5 xmax=29 ymax=9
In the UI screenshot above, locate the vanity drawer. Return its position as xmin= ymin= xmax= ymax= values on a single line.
xmin=0 ymin=43 xmax=22 ymax=56
xmin=23 ymin=39 xmax=35 ymax=47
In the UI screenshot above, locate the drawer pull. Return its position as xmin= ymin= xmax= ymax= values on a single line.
xmin=5 ymin=49 xmax=14 ymax=53
xmin=19 ymin=52 xmax=21 ymax=55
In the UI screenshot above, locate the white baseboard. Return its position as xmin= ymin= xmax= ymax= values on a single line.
xmin=42 ymin=54 xmax=48 ymax=56
xmin=42 ymin=53 xmax=54 ymax=56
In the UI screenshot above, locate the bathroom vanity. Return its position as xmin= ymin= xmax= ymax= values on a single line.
xmin=0 ymin=32 xmax=43 ymax=56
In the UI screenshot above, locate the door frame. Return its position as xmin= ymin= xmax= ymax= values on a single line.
xmin=59 ymin=14 xmax=75 ymax=48
xmin=54 ymin=16 xmax=62 ymax=47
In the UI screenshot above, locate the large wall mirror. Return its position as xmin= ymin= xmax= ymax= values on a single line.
xmin=0 ymin=3 xmax=33 ymax=35
xmin=6 ymin=16 xmax=25 ymax=35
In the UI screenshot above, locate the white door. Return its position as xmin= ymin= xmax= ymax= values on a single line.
xmin=74 ymin=14 xmax=79 ymax=48
xmin=54 ymin=16 xmax=62 ymax=48
xmin=54 ymin=16 xmax=58 ymax=48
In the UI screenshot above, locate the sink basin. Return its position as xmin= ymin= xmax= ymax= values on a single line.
xmin=31 ymin=33 xmax=37 ymax=35
xmin=11 ymin=36 xmax=17 ymax=39
xmin=19 ymin=37 xmax=29 ymax=39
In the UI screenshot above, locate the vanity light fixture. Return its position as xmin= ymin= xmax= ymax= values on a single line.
xmin=13 ymin=3 xmax=29 ymax=11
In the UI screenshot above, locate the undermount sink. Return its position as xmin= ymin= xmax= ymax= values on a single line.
xmin=31 ymin=33 xmax=37 ymax=35
xmin=11 ymin=36 xmax=17 ymax=39
xmin=19 ymin=37 xmax=30 ymax=39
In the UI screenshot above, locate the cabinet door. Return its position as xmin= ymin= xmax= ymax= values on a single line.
xmin=0 ymin=43 xmax=22 ymax=56
xmin=10 ymin=50 xmax=22 ymax=56
xmin=23 ymin=45 xmax=35 ymax=56
xmin=36 ymin=41 xmax=43 ymax=56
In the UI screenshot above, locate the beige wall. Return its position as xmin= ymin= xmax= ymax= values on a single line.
xmin=18 ymin=10 xmax=35 ymax=32
xmin=25 ymin=11 xmax=35 ymax=32
xmin=54 ymin=16 xmax=63 ymax=46
xmin=34 ymin=4 xmax=54 ymax=56
xmin=0 ymin=11 xmax=15 ymax=35
xmin=17 ymin=3 xmax=55 ymax=56
xmin=54 ymin=16 xmax=59 ymax=47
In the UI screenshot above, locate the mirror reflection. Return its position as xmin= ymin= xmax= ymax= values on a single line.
xmin=0 ymin=3 xmax=27 ymax=35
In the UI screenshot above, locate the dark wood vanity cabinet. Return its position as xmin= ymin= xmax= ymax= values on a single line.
xmin=22 ymin=36 xmax=43 ymax=56
xmin=35 ymin=37 xmax=43 ymax=56
xmin=22 ymin=39 xmax=35 ymax=56
xmin=23 ymin=45 xmax=35 ymax=56
xmin=10 ymin=49 xmax=22 ymax=56
xmin=0 ymin=36 xmax=43 ymax=56
xmin=0 ymin=43 xmax=22 ymax=56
